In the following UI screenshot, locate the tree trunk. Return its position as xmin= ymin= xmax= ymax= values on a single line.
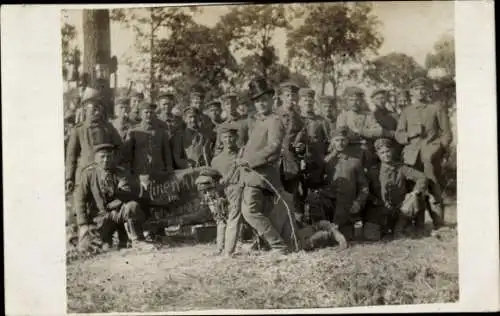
xmin=149 ymin=10 xmax=156 ymax=101
xmin=82 ymin=9 xmax=113 ymax=116
xmin=320 ymin=59 xmax=328 ymax=95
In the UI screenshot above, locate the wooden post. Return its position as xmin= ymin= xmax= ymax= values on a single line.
xmin=82 ymin=9 xmax=113 ymax=117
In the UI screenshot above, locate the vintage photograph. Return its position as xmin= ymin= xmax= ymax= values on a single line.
xmin=62 ymin=2 xmax=458 ymax=313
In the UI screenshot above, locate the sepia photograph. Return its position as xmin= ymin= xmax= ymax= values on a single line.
xmin=59 ymin=2 xmax=462 ymax=313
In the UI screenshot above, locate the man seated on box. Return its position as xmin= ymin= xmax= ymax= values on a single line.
xmin=75 ymin=142 xmax=154 ymax=254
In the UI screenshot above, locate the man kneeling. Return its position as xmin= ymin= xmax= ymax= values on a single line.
xmin=75 ymin=143 xmax=152 ymax=253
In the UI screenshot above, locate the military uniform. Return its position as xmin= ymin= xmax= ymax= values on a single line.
xmin=74 ymin=145 xmax=146 ymax=251
xmin=365 ymin=139 xmax=428 ymax=240
xmin=238 ymin=77 xmax=288 ymax=253
xmin=111 ymin=117 xmax=132 ymax=141
xmin=171 ymin=107 xmax=213 ymax=169
xmin=319 ymin=95 xmax=338 ymax=139
xmin=122 ymin=119 xmax=174 ymax=176
xmin=394 ymin=78 xmax=452 ymax=228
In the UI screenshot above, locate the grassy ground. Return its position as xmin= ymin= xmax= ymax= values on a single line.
xmin=67 ymin=202 xmax=458 ymax=313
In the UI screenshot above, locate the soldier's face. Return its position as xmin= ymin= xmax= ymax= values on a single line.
xmin=159 ymin=97 xmax=174 ymax=111
xmin=130 ymin=97 xmax=140 ymax=108
xmin=254 ymin=94 xmax=273 ymax=115
xmin=332 ymin=137 xmax=348 ymax=152
xmin=372 ymin=94 xmax=387 ymax=109
xmin=346 ymin=95 xmax=361 ymax=111
xmin=281 ymin=90 xmax=298 ymax=111
xmin=95 ymin=150 xmax=115 ymax=170
xmin=299 ymin=95 xmax=315 ymax=114
xmin=207 ymin=107 xmax=221 ymax=121
xmin=86 ymin=103 xmax=103 ymax=122
xmin=411 ymin=86 xmax=426 ymax=102
xmin=185 ymin=113 xmax=199 ymax=128
xmin=115 ymin=103 xmax=130 ymax=119
xmin=376 ymin=146 xmax=393 ymax=163
xmin=323 ymin=103 xmax=337 ymax=118
xmin=191 ymin=96 xmax=202 ymax=109
xmin=237 ymin=104 xmax=248 ymax=116
xmin=141 ymin=108 xmax=155 ymax=124
xmin=222 ymin=132 xmax=237 ymax=149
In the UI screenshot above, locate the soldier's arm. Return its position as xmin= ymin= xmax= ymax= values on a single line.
xmin=110 ymin=124 xmax=125 ymax=166
xmin=171 ymin=132 xmax=190 ymax=169
xmin=162 ymin=130 xmax=174 ymax=173
xmin=177 ymin=204 xmax=212 ymax=226
xmin=336 ymin=111 xmax=347 ymax=130
xmin=121 ymin=130 xmax=134 ymax=171
xmin=65 ymin=127 xmax=81 ymax=183
xmin=75 ymin=170 xmax=92 ymax=226
xmin=437 ymin=105 xmax=452 ymax=148
xmin=401 ymin=165 xmax=428 ymax=194
xmin=246 ymin=116 xmax=285 ymax=169
xmin=394 ymin=110 xmax=410 ymax=145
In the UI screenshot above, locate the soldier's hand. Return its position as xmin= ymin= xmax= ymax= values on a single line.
xmin=109 ymin=210 xmax=121 ymax=222
xmin=350 ymin=201 xmax=362 ymax=214
xmin=66 ymin=180 xmax=74 ymax=193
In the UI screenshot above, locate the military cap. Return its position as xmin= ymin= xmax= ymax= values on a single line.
xmin=248 ymin=77 xmax=274 ymax=100
xmin=220 ymin=92 xmax=238 ymax=102
xmin=199 ymin=168 xmax=222 ymax=181
xmin=93 ymin=143 xmax=116 ymax=153
xmin=205 ymin=100 xmax=222 ymax=110
xmin=81 ymin=87 xmax=102 ymax=105
xmin=157 ymin=91 xmax=175 ymax=99
xmin=331 ymin=127 xmax=349 ymax=139
xmin=410 ymin=77 xmax=428 ymax=89
xmin=371 ymin=88 xmax=389 ymax=98
xmin=374 ymin=138 xmax=393 ymax=151
xmin=131 ymin=91 xmax=145 ymax=99
xmin=139 ymin=101 xmax=157 ymax=111
xmin=343 ymin=86 xmax=365 ymax=97
xmin=319 ymin=95 xmax=336 ymax=105
xmin=183 ymin=106 xmax=201 ymax=117
xmin=280 ymin=81 xmax=300 ymax=93
xmin=190 ymin=88 xmax=204 ymax=98
xmin=299 ymin=87 xmax=316 ymax=98
xmin=115 ymin=96 xmax=130 ymax=106
xmin=217 ymin=121 xmax=239 ymax=134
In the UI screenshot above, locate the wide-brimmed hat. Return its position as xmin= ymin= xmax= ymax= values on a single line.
xmin=248 ymin=77 xmax=274 ymax=101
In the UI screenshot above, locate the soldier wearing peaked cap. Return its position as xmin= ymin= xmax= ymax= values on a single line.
xmin=111 ymin=96 xmax=132 ymax=141
xmin=74 ymin=141 xmax=152 ymax=253
xmin=293 ymin=87 xmax=329 ymax=214
xmin=156 ymin=90 xmax=184 ymax=134
xmin=364 ymin=137 xmax=427 ymax=241
xmin=395 ymin=76 xmax=452 ymax=232
xmin=213 ymin=93 xmax=250 ymax=157
xmin=371 ymin=88 xmax=402 ymax=159
xmin=129 ymin=92 xmax=145 ymax=125
xmin=319 ymin=95 xmax=338 ymax=140
xmin=170 ymin=106 xmax=213 ymax=169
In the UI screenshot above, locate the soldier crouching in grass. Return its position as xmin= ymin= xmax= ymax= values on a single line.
xmin=364 ymin=138 xmax=428 ymax=240
xmin=306 ymin=127 xmax=369 ymax=242
xmin=75 ymin=143 xmax=154 ymax=254
xmin=167 ymin=169 xmax=229 ymax=256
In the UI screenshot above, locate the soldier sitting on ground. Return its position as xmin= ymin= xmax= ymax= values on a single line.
xmin=75 ymin=143 xmax=153 ymax=254
xmin=364 ymin=138 xmax=428 ymax=241
xmin=307 ymin=127 xmax=369 ymax=242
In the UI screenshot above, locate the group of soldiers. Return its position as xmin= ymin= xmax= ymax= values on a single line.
xmin=64 ymin=73 xmax=453 ymax=256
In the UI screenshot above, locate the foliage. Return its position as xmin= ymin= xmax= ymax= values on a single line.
xmin=286 ymin=3 xmax=383 ymax=97
xmin=217 ymin=4 xmax=302 ymax=82
xmin=61 ymin=16 xmax=81 ymax=82
xmin=364 ymin=52 xmax=427 ymax=91
xmin=110 ymin=7 xmax=201 ymax=98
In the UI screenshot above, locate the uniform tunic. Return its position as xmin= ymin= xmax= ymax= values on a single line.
xmin=65 ymin=120 xmax=123 ymax=185
xmin=122 ymin=121 xmax=174 ymax=176
xmin=111 ymin=117 xmax=132 ymax=141
xmin=74 ymin=163 xmax=145 ymax=244
xmin=324 ymin=152 xmax=369 ymax=226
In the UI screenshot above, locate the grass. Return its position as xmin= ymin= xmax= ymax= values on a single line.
xmin=67 ymin=202 xmax=458 ymax=313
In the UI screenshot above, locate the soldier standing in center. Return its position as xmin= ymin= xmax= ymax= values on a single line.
xmin=294 ymin=87 xmax=329 ymax=213
xmin=236 ymin=77 xmax=289 ymax=255
xmin=171 ymin=107 xmax=213 ymax=169
xmin=371 ymin=88 xmax=402 ymax=159
xmin=277 ymin=82 xmax=305 ymax=196
xmin=110 ymin=96 xmax=132 ymax=142
xmin=189 ymin=88 xmax=215 ymax=135
xmin=319 ymin=95 xmax=338 ymax=140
